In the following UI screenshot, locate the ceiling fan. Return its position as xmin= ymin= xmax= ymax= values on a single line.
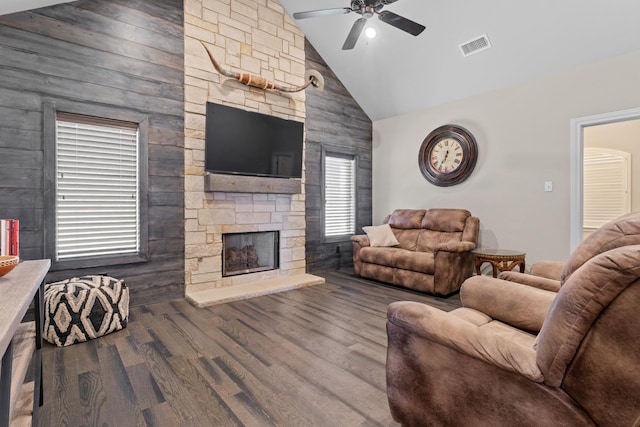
xmin=293 ymin=0 xmax=425 ymax=50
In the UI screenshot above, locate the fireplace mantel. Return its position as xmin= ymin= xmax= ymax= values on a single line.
xmin=205 ymin=173 xmax=302 ymax=194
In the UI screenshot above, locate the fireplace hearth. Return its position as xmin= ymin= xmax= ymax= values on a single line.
xmin=222 ymin=231 xmax=279 ymax=277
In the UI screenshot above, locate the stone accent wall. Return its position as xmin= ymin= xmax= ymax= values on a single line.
xmin=183 ymin=0 xmax=307 ymax=293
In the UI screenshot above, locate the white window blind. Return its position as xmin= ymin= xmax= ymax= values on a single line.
xmin=55 ymin=114 xmax=139 ymax=259
xmin=583 ymin=147 xmax=631 ymax=229
xmin=325 ymin=153 xmax=356 ymax=236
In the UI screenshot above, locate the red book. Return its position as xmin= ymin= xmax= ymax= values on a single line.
xmin=1 ymin=219 xmax=19 ymax=257
xmin=10 ymin=220 xmax=19 ymax=258
xmin=0 ymin=220 xmax=5 ymax=256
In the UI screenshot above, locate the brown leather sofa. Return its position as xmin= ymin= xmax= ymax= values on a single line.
xmin=351 ymin=209 xmax=479 ymax=296
xmin=386 ymin=213 xmax=640 ymax=426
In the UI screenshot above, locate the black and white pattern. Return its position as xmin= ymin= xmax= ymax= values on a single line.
xmin=44 ymin=275 xmax=129 ymax=347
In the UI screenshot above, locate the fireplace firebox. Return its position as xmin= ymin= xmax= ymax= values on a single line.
xmin=222 ymin=231 xmax=279 ymax=277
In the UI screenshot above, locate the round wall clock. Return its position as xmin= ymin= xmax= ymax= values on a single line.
xmin=418 ymin=124 xmax=478 ymax=187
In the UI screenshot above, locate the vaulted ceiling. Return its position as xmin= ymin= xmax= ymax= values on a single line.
xmin=4 ymin=0 xmax=640 ymax=121
xmin=280 ymin=0 xmax=640 ymax=120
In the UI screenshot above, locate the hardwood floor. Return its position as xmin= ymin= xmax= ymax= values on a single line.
xmin=36 ymin=271 xmax=461 ymax=427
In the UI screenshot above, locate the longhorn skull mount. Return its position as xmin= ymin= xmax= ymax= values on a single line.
xmin=200 ymin=41 xmax=324 ymax=93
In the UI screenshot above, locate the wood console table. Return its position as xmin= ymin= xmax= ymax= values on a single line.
xmin=0 ymin=259 xmax=51 ymax=427
xmin=472 ymin=248 xmax=525 ymax=278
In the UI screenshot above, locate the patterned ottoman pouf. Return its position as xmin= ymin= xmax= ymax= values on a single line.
xmin=44 ymin=275 xmax=129 ymax=346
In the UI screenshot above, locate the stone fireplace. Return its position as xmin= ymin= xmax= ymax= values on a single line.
xmin=183 ymin=0 xmax=324 ymax=306
xmin=222 ymin=230 xmax=279 ymax=277
xmin=184 ymin=189 xmax=307 ymax=293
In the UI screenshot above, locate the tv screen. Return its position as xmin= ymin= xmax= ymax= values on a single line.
xmin=205 ymin=102 xmax=304 ymax=179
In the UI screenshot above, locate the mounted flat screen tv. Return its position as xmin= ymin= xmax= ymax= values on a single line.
xmin=205 ymin=102 xmax=304 ymax=179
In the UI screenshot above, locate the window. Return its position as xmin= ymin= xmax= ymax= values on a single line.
xmin=55 ymin=113 xmax=140 ymax=260
xmin=583 ymin=147 xmax=631 ymax=230
xmin=324 ymin=153 xmax=356 ymax=237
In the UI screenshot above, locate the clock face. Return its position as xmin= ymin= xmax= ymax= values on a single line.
xmin=429 ymin=138 xmax=464 ymax=174
xmin=418 ymin=125 xmax=478 ymax=187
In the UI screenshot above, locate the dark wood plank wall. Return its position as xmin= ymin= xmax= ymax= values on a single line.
xmin=0 ymin=0 xmax=184 ymax=305
xmin=304 ymin=40 xmax=373 ymax=272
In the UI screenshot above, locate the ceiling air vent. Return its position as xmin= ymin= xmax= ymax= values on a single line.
xmin=459 ymin=34 xmax=491 ymax=57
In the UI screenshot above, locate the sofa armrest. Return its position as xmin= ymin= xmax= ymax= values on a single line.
xmin=351 ymin=234 xmax=370 ymax=247
xmin=387 ymin=301 xmax=542 ymax=382
xmin=530 ymin=261 xmax=564 ymax=280
xmin=351 ymin=234 xmax=370 ymax=275
xmin=432 ymin=243 xmax=475 ymax=295
xmin=498 ymin=271 xmax=562 ymax=292
xmin=460 ymin=276 xmax=557 ymax=333
xmin=433 ymin=241 xmax=476 ymax=253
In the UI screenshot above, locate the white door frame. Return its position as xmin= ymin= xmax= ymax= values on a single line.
xmin=570 ymin=107 xmax=640 ymax=251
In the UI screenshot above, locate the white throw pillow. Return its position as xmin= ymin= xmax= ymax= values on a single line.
xmin=362 ymin=224 xmax=399 ymax=247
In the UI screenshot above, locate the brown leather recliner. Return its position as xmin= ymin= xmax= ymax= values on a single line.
xmin=386 ymin=242 xmax=640 ymax=426
xmin=352 ymin=209 xmax=480 ymax=296
xmin=499 ymin=211 xmax=640 ymax=293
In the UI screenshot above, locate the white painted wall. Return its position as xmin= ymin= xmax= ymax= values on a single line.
xmin=372 ymin=50 xmax=640 ymax=267
xmin=0 ymin=0 xmax=70 ymax=16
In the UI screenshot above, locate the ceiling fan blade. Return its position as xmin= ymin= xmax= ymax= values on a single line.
xmin=293 ymin=8 xmax=352 ymax=20
xmin=342 ymin=18 xmax=367 ymax=50
xmin=378 ymin=10 xmax=425 ymax=36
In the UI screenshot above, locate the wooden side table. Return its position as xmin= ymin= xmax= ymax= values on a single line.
xmin=1 ymin=259 xmax=51 ymax=427
xmin=472 ymin=248 xmax=526 ymax=278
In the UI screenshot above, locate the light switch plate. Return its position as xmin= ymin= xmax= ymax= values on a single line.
xmin=544 ymin=181 xmax=553 ymax=192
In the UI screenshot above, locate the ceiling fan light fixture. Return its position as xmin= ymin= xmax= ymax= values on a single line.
xmin=365 ymin=27 xmax=377 ymax=39
xmin=294 ymin=0 xmax=425 ymax=50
